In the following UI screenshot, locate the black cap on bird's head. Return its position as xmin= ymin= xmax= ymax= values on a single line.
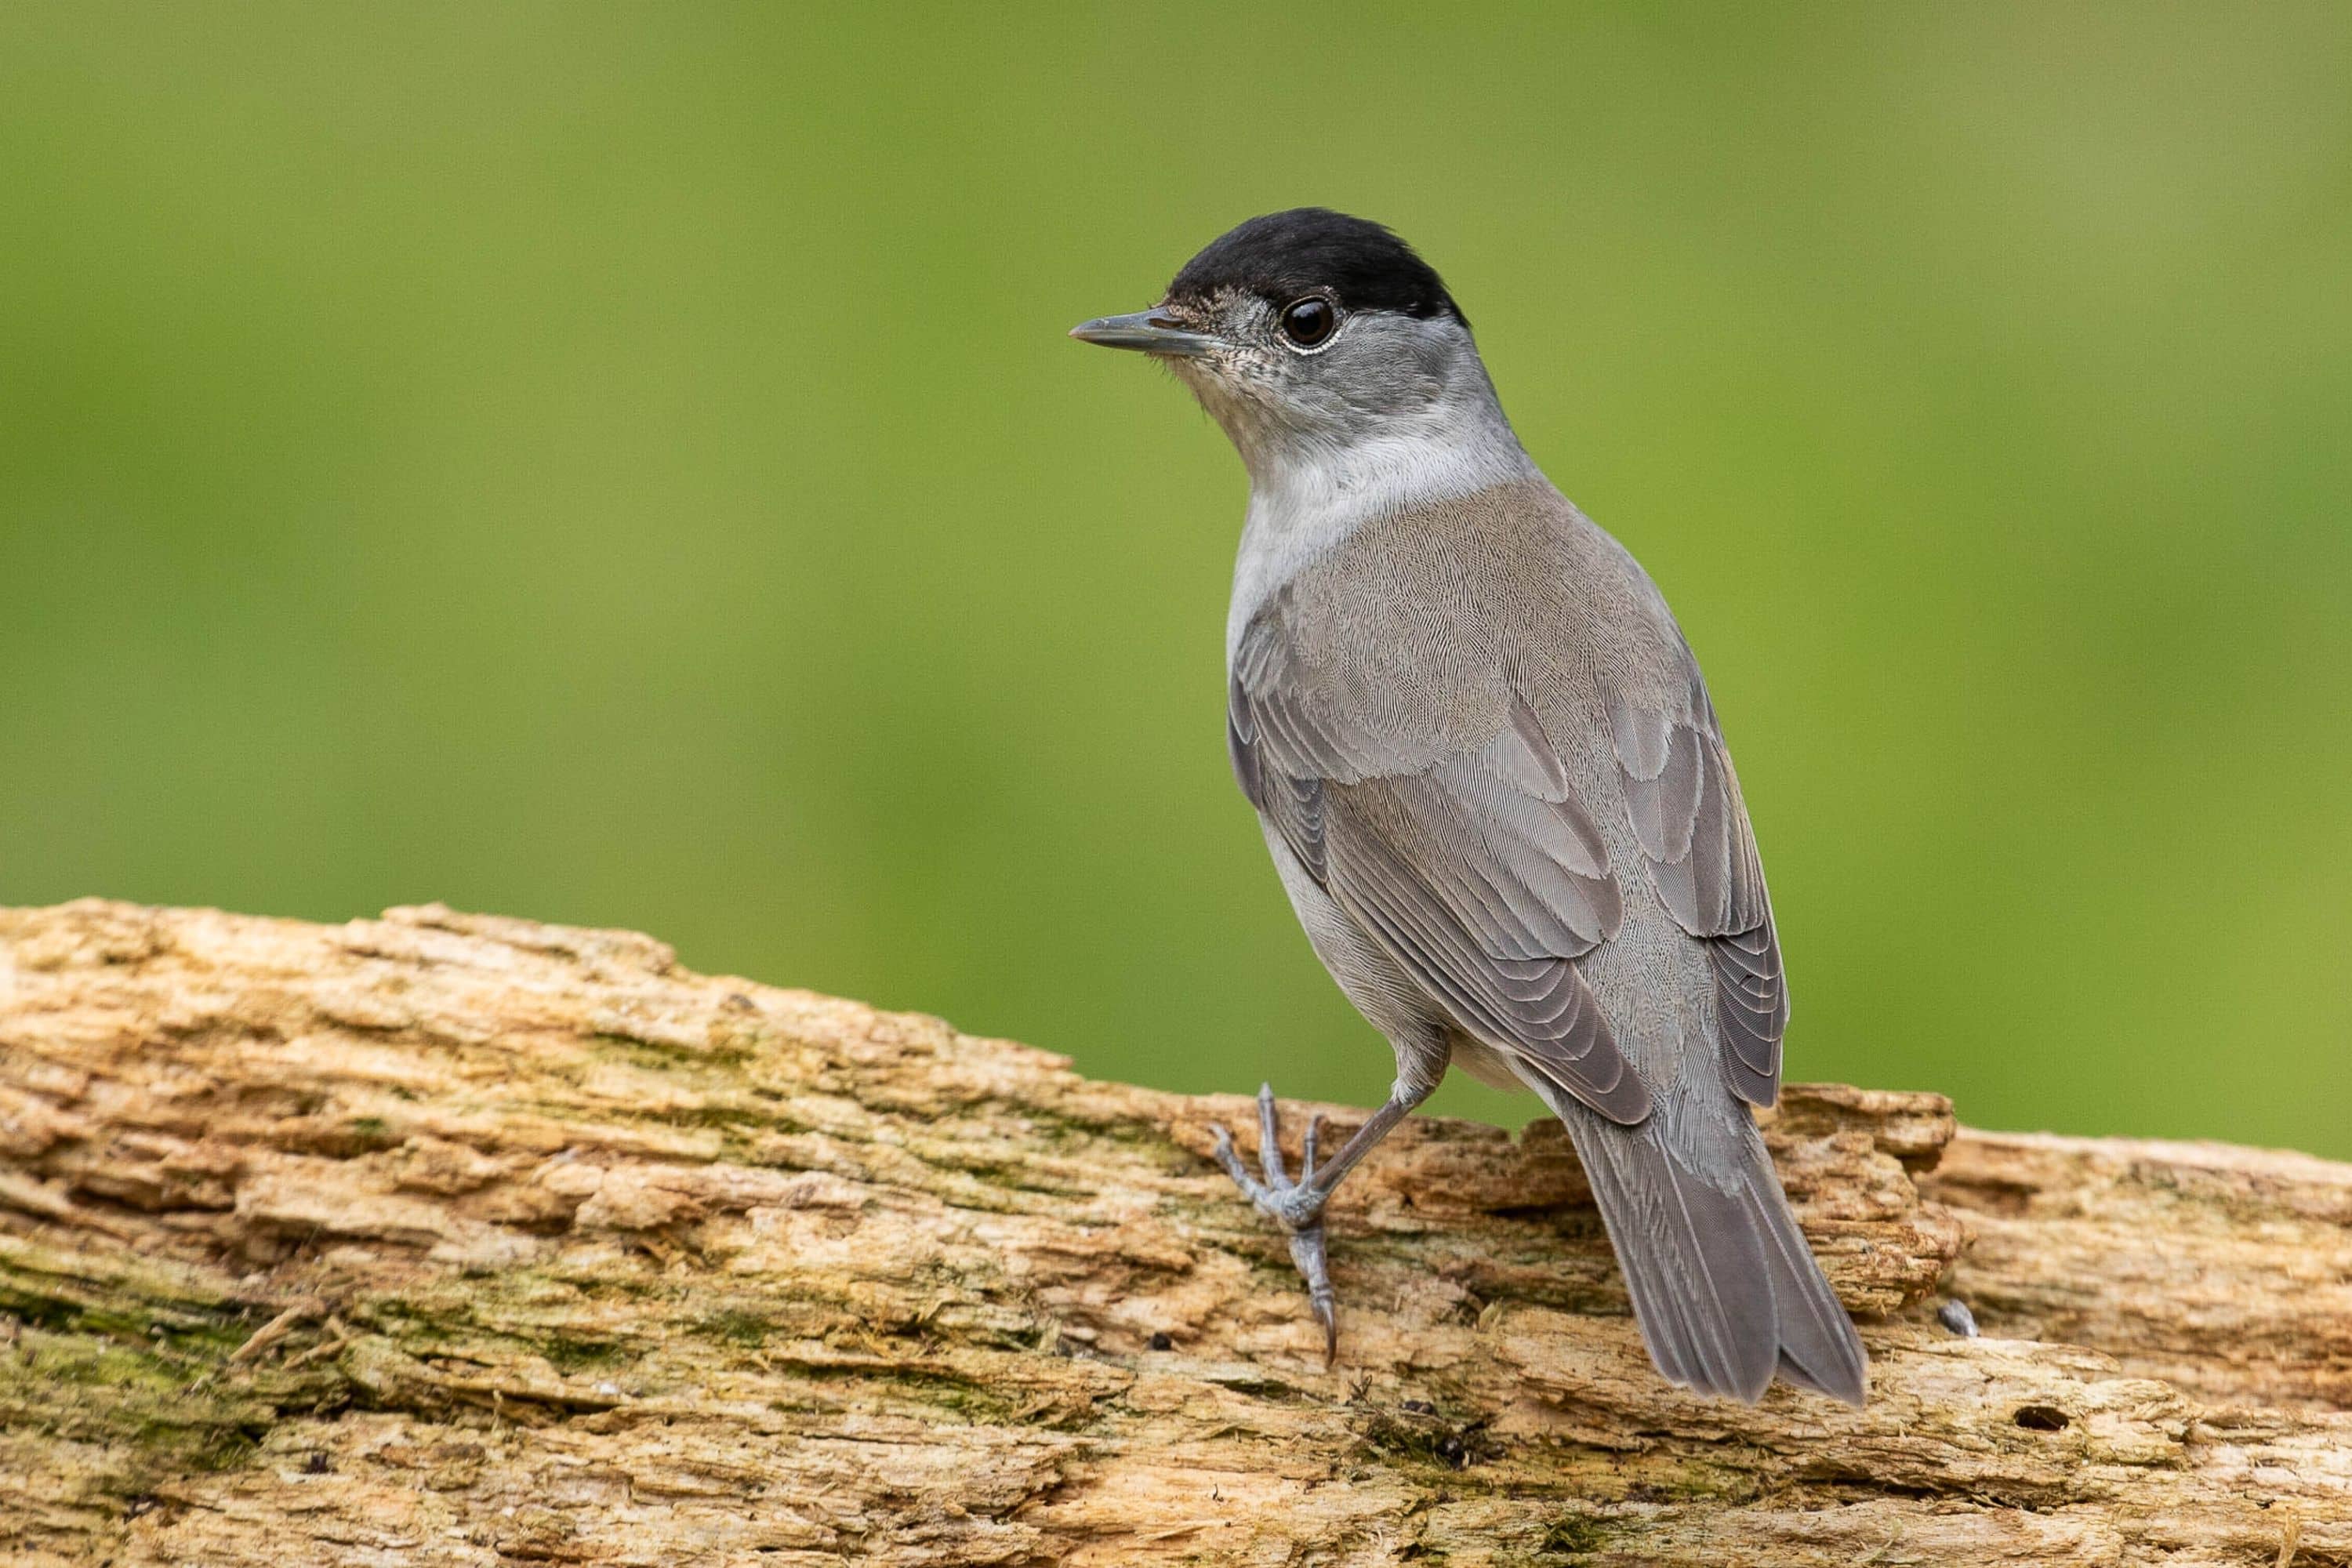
xmin=1164 ymin=208 xmax=1465 ymax=328
xmin=1069 ymin=208 xmax=1467 ymax=361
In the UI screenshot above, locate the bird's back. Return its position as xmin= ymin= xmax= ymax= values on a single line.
xmin=1236 ymin=477 xmax=1721 ymax=1090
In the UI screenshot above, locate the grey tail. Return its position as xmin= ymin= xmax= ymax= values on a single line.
xmin=1544 ymin=1091 xmax=1867 ymax=1406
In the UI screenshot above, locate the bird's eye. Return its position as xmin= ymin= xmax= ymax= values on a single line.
xmin=1277 ymin=296 xmax=1338 ymax=350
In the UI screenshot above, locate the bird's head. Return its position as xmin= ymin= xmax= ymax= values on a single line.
xmin=1072 ymin=209 xmax=1513 ymax=488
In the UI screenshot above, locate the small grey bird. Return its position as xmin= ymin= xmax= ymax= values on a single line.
xmin=1071 ymin=209 xmax=1867 ymax=1406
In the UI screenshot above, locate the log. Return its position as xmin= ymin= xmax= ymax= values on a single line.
xmin=0 ymin=898 xmax=2343 ymax=1566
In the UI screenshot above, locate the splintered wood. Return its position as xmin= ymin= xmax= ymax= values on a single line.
xmin=0 ymin=901 xmax=2344 ymax=1565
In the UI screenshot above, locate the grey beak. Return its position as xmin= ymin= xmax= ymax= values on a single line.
xmin=1069 ymin=309 xmax=1221 ymax=358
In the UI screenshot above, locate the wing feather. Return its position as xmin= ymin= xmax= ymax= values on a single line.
xmin=1610 ymin=692 xmax=1789 ymax=1105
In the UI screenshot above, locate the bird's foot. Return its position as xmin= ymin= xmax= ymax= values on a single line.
xmin=1208 ymin=1083 xmax=1341 ymax=1363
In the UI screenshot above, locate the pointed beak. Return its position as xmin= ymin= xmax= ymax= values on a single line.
xmin=1068 ymin=309 xmax=1222 ymax=358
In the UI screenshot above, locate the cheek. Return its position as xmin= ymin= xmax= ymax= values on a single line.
xmin=1323 ymin=350 xmax=1445 ymax=416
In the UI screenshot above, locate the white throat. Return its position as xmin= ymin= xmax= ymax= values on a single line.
xmin=1223 ymin=381 xmax=1536 ymax=659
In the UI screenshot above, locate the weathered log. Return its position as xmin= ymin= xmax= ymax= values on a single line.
xmin=0 ymin=899 xmax=2343 ymax=1566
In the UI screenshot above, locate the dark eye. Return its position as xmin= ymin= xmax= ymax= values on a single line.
xmin=1278 ymin=296 xmax=1337 ymax=349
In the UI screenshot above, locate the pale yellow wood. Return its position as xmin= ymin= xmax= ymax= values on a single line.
xmin=0 ymin=900 xmax=2342 ymax=1565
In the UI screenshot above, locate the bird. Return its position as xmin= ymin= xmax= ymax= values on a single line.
xmin=1069 ymin=209 xmax=1867 ymax=1406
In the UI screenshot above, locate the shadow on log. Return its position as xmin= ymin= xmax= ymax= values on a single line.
xmin=0 ymin=900 xmax=2345 ymax=1565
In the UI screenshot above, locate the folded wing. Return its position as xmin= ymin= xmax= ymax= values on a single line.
xmin=1608 ymin=688 xmax=1789 ymax=1106
xmin=1231 ymin=613 xmax=1650 ymax=1123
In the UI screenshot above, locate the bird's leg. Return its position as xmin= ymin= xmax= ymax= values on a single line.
xmin=1208 ymin=1081 xmax=1429 ymax=1362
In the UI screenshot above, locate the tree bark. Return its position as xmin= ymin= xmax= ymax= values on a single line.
xmin=0 ymin=899 xmax=2343 ymax=1566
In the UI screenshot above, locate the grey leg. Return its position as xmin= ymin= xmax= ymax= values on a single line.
xmin=1208 ymin=1081 xmax=1432 ymax=1362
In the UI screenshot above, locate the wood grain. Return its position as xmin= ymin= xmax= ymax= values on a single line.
xmin=1 ymin=900 xmax=2342 ymax=1565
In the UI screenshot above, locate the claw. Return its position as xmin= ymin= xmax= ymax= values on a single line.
xmin=1205 ymin=1082 xmax=1424 ymax=1370
xmin=1286 ymin=1223 xmax=1340 ymax=1366
xmin=1210 ymin=1086 xmax=1347 ymax=1363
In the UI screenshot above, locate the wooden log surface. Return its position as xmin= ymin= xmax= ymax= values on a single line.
xmin=0 ymin=899 xmax=2344 ymax=1565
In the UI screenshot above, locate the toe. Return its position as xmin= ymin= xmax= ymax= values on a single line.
xmin=1207 ymin=1123 xmax=1267 ymax=1200
xmin=1256 ymin=1083 xmax=1289 ymax=1185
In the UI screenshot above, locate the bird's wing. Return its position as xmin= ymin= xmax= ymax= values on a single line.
xmin=1230 ymin=610 xmax=1650 ymax=1123
xmin=1607 ymin=682 xmax=1789 ymax=1106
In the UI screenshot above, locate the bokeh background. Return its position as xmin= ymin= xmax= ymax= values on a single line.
xmin=5 ymin=5 xmax=2347 ymax=1156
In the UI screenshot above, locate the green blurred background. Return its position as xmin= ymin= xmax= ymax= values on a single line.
xmin=3 ymin=5 xmax=2347 ymax=1156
